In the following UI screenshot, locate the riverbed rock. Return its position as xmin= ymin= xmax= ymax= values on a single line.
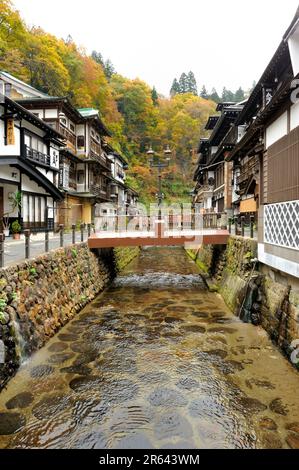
xmin=48 ymin=342 xmax=69 ymax=353
xmin=286 ymin=432 xmax=299 ymax=449
xmin=30 ymin=364 xmax=55 ymax=379
xmin=0 ymin=412 xmax=26 ymax=435
xmin=5 ymin=392 xmax=34 ymax=410
xmin=269 ymin=398 xmax=289 ymax=416
xmin=259 ymin=417 xmax=278 ymax=431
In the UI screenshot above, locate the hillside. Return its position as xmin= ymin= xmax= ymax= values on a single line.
xmin=0 ymin=0 xmax=216 ymax=204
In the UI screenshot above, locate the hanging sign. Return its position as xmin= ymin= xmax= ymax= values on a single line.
xmin=6 ymin=118 xmax=15 ymax=145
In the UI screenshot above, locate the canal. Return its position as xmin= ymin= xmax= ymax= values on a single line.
xmin=0 ymin=247 xmax=299 ymax=449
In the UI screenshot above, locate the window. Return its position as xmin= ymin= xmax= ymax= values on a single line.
xmin=77 ymin=135 xmax=85 ymax=149
xmin=4 ymin=83 xmax=11 ymax=97
xmin=60 ymin=117 xmax=67 ymax=127
xmin=91 ymin=130 xmax=95 ymax=137
xmin=22 ymin=193 xmax=47 ymax=229
xmin=77 ymin=170 xmax=85 ymax=184
xmin=70 ymin=123 xmax=75 ymax=133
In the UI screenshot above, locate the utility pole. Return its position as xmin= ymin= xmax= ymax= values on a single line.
xmin=146 ymin=145 xmax=172 ymax=218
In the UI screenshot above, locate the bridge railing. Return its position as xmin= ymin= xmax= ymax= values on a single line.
xmin=93 ymin=212 xmax=226 ymax=234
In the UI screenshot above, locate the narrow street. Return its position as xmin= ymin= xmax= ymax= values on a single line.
xmin=0 ymin=247 xmax=298 ymax=449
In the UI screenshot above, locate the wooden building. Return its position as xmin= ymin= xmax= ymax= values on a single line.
xmin=193 ymin=102 xmax=243 ymax=216
xmin=227 ymin=7 xmax=299 ymax=279
xmin=0 ymin=95 xmax=64 ymax=232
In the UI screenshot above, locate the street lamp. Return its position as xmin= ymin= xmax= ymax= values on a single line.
xmin=146 ymin=145 xmax=172 ymax=211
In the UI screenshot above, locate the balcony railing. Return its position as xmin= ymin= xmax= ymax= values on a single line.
xmin=237 ymin=158 xmax=259 ymax=187
xmin=90 ymin=139 xmax=101 ymax=156
xmin=59 ymin=125 xmax=76 ymax=148
xmin=25 ymin=145 xmax=51 ymax=167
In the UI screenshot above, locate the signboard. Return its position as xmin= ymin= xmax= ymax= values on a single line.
xmin=6 ymin=118 xmax=15 ymax=145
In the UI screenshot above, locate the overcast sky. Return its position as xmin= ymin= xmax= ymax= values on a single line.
xmin=13 ymin=0 xmax=299 ymax=96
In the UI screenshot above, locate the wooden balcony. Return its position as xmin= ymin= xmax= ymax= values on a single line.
xmin=237 ymin=157 xmax=259 ymax=187
xmin=58 ymin=125 xmax=76 ymax=152
xmin=24 ymin=145 xmax=51 ymax=167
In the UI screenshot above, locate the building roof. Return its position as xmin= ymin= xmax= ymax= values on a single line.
xmin=78 ymin=108 xmax=111 ymax=137
xmin=0 ymin=71 xmax=50 ymax=98
xmin=216 ymin=102 xmax=237 ymax=112
xmin=208 ymin=106 xmax=243 ymax=147
xmin=17 ymin=96 xmax=83 ymax=123
xmin=3 ymin=96 xmax=65 ymax=144
xmin=235 ymin=8 xmax=299 ymax=126
xmin=205 ymin=116 xmax=219 ymax=130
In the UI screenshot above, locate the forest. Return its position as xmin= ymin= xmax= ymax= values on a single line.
xmin=0 ymin=0 xmax=220 ymax=204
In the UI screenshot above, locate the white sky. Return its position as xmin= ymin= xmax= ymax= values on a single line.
xmin=12 ymin=0 xmax=299 ymax=96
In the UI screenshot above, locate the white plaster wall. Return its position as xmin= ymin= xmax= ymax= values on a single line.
xmin=288 ymin=26 xmax=299 ymax=77
xmin=37 ymin=167 xmax=54 ymax=184
xmin=259 ymin=243 xmax=299 ymax=279
xmin=22 ymin=121 xmax=44 ymax=139
xmin=290 ymin=100 xmax=299 ymax=131
xmin=266 ymin=111 xmax=288 ymax=148
xmin=22 ymin=174 xmax=47 ymax=195
xmin=0 ymin=165 xmax=20 ymax=183
xmin=45 ymin=109 xmax=58 ymax=119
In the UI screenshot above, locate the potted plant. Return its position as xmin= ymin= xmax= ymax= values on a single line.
xmin=11 ymin=220 xmax=22 ymax=240
xmin=0 ymin=191 xmax=22 ymax=238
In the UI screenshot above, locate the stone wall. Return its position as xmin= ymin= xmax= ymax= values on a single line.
xmin=187 ymin=236 xmax=299 ymax=368
xmin=0 ymin=244 xmax=140 ymax=390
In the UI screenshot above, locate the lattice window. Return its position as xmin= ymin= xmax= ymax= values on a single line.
xmin=264 ymin=200 xmax=299 ymax=250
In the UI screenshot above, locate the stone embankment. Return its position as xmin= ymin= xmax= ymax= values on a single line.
xmin=187 ymin=236 xmax=299 ymax=368
xmin=0 ymin=244 xmax=139 ymax=390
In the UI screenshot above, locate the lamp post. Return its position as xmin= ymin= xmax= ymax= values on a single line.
xmin=146 ymin=145 xmax=172 ymax=213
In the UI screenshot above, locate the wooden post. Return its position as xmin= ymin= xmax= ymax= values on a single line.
xmin=87 ymin=223 xmax=91 ymax=238
xmin=234 ymin=217 xmax=238 ymax=236
xmin=228 ymin=218 xmax=232 ymax=234
xmin=72 ymin=224 xmax=76 ymax=245
xmin=241 ymin=216 xmax=245 ymax=237
xmin=80 ymin=223 xmax=84 ymax=243
xmin=59 ymin=224 xmax=64 ymax=248
xmin=24 ymin=229 xmax=30 ymax=259
xmin=250 ymin=216 xmax=254 ymax=239
xmin=45 ymin=230 xmax=49 ymax=253
xmin=0 ymin=234 xmax=4 ymax=268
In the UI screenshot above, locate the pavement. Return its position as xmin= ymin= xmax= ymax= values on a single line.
xmin=1 ymin=231 xmax=89 ymax=267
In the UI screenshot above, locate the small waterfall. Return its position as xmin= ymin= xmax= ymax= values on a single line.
xmin=9 ymin=311 xmax=27 ymax=365
xmin=239 ymin=274 xmax=262 ymax=325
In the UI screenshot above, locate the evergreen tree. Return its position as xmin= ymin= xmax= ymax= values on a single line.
xmin=91 ymin=50 xmax=104 ymax=67
xmin=221 ymin=87 xmax=234 ymax=102
xmin=104 ymin=59 xmax=115 ymax=80
xmin=200 ymin=85 xmax=208 ymax=99
xmin=234 ymin=86 xmax=245 ymax=102
xmin=209 ymin=87 xmax=220 ymax=103
xmin=179 ymin=73 xmax=188 ymax=94
xmin=187 ymin=71 xmax=198 ymax=95
xmin=170 ymin=78 xmax=180 ymax=96
xmin=151 ymin=86 xmax=158 ymax=105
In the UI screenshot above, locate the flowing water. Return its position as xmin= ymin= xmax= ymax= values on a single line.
xmin=0 ymin=247 xmax=299 ymax=449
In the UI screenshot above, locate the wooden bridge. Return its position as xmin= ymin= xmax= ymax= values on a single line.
xmin=88 ymin=213 xmax=229 ymax=249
